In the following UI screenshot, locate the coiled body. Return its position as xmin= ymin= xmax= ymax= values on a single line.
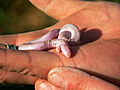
xmin=18 ymin=24 xmax=81 ymax=58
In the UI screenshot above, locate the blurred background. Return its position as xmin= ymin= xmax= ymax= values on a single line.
xmin=0 ymin=0 xmax=57 ymax=35
xmin=0 ymin=0 xmax=119 ymax=35
xmin=0 ymin=0 xmax=119 ymax=90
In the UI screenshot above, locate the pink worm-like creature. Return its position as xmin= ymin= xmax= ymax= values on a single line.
xmin=18 ymin=24 xmax=81 ymax=58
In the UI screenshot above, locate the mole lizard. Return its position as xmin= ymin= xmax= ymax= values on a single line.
xmin=0 ymin=24 xmax=81 ymax=58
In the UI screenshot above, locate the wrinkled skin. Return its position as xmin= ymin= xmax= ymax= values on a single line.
xmin=0 ymin=0 xmax=120 ymax=89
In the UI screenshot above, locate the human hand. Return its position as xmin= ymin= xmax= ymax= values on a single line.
xmin=35 ymin=67 xmax=119 ymax=90
xmin=29 ymin=0 xmax=120 ymax=86
xmin=0 ymin=0 xmax=119 ymax=88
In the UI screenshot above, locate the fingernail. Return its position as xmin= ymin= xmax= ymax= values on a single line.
xmin=39 ymin=82 xmax=52 ymax=90
xmin=49 ymin=73 xmax=66 ymax=88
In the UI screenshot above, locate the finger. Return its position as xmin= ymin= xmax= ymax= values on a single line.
xmin=0 ymin=33 xmax=120 ymax=85
xmin=29 ymin=0 xmax=87 ymax=20
xmin=48 ymin=67 xmax=119 ymax=90
xmin=0 ymin=29 xmax=49 ymax=45
xmin=0 ymin=49 xmax=61 ymax=80
xmin=35 ymin=79 xmax=61 ymax=90
xmin=0 ymin=38 xmax=119 ymax=85
xmin=0 ymin=69 xmax=38 ymax=84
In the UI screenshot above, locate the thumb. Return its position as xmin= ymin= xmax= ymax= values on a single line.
xmin=35 ymin=79 xmax=62 ymax=90
xmin=47 ymin=67 xmax=119 ymax=90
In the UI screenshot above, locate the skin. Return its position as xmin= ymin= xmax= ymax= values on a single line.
xmin=0 ymin=0 xmax=120 ymax=89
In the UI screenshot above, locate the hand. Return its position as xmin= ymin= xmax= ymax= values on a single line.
xmin=0 ymin=0 xmax=119 ymax=88
xmin=35 ymin=67 xmax=119 ymax=90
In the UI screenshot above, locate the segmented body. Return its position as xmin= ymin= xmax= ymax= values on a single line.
xmin=18 ymin=24 xmax=81 ymax=58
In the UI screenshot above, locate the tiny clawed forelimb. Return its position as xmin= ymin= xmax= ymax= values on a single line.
xmin=18 ymin=24 xmax=81 ymax=58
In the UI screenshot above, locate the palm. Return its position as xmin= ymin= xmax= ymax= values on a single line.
xmin=47 ymin=1 xmax=120 ymax=81
xmin=0 ymin=0 xmax=119 ymax=87
xmin=28 ymin=1 xmax=120 ymax=86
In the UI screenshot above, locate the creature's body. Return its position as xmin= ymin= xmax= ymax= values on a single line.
xmin=18 ymin=24 xmax=81 ymax=58
xmin=0 ymin=24 xmax=80 ymax=58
